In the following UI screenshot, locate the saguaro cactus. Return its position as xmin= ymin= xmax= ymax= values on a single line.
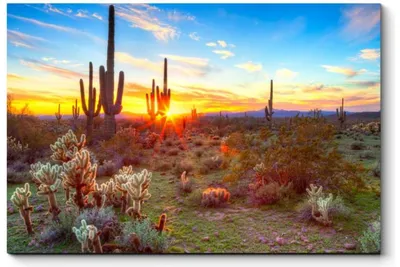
xmin=72 ymin=99 xmax=80 ymax=131
xmin=156 ymin=58 xmax=171 ymax=118
xmin=30 ymin=162 xmax=62 ymax=221
xmin=10 ymin=183 xmax=34 ymax=234
xmin=80 ymin=62 xmax=102 ymax=142
xmin=336 ymin=98 xmax=346 ymax=129
xmin=191 ymin=106 xmax=197 ymax=121
xmin=264 ymin=79 xmax=274 ymax=128
xmin=55 ymin=104 xmax=62 ymax=125
xmin=100 ymin=5 xmax=124 ymax=139
xmin=146 ymin=79 xmax=157 ymax=130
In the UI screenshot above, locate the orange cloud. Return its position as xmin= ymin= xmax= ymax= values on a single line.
xmin=20 ymin=59 xmax=84 ymax=79
xmin=321 ymin=65 xmax=366 ymax=78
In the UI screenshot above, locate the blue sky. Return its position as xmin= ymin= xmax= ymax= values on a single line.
xmin=7 ymin=3 xmax=381 ymax=115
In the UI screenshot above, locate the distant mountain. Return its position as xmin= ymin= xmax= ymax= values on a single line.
xmin=203 ymin=109 xmax=345 ymax=118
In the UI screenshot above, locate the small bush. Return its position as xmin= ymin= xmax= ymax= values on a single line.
xmin=173 ymin=161 xmax=194 ymax=177
xmin=155 ymin=162 xmax=172 ymax=172
xmin=38 ymin=210 xmax=76 ymax=244
xmin=7 ymin=168 xmax=31 ymax=183
xmin=167 ymin=148 xmax=179 ymax=156
xmin=194 ymin=139 xmax=204 ymax=146
xmin=360 ymin=151 xmax=375 ymax=160
xmin=373 ymin=161 xmax=381 ymax=177
xmin=201 ymin=187 xmax=231 ymax=208
xmin=209 ymin=140 xmax=221 ymax=146
xmin=122 ymin=155 xmax=142 ymax=166
xmin=119 ymin=219 xmax=169 ymax=253
xmin=248 ymin=182 xmax=294 ymax=206
xmin=97 ymin=160 xmax=118 ymax=177
xmin=194 ymin=149 xmax=203 ymax=158
xmin=358 ymin=219 xmax=381 ymax=253
xmin=164 ymin=139 xmax=173 ymax=147
xmin=351 ymin=141 xmax=366 ymax=150
xmin=201 ymin=157 xmax=222 ymax=172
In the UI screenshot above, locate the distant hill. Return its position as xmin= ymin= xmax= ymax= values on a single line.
xmin=204 ymin=109 xmax=343 ymax=118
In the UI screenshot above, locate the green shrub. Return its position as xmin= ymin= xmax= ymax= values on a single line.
xmin=38 ymin=210 xmax=76 ymax=244
xmin=358 ymin=219 xmax=381 ymax=253
xmin=351 ymin=141 xmax=366 ymax=150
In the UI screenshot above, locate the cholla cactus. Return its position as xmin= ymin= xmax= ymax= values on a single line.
xmin=7 ymin=136 xmax=29 ymax=152
xmin=253 ymin=162 xmax=266 ymax=173
xmin=30 ymin=162 xmax=62 ymax=220
xmin=62 ymin=149 xmax=97 ymax=210
xmin=121 ymin=169 xmax=152 ymax=219
xmin=180 ymin=171 xmax=192 ymax=193
xmin=50 ymin=129 xmax=86 ymax=163
xmin=87 ymin=224 xmax=103 ymax=253
xmin=156 ymin=213 xmax=167 ymax=233
xmin=10 ymin=183 xmax=34 ymax=234
xmin=313 ymin=193 xmax=333 ymax=226
xmin=115 ymin=166 xmax=135 ymax=213
xmin=92 ymin=179 xmax=116 ymax=208
xmin=306 ymin=184 xmax=323 ymax=214
xmin=72 ymin=219 xmax=90 ymax=253
xmin=201 ymin=187 xmax=231 ymax=208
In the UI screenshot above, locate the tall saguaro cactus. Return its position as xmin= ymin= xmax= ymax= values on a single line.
xmin=146 ymin=79 xmax=157 ymax=130
xmin=100 ymin=5 xmax=124 ymax=139
xmin=264 ymin=79 xmax=274 ymax=128
xmin=156 ymin=58 xmax=171 ymax=117
xmin=191 ymin=105 xmax=197 ymax=121
xmin=72 ymin=99 xmax=80 ymax=131
xmin=80 ymin=62 xmax=102 ymax=142
xmin=55 ymin=104 xmax=62 ymax=125
xmin=336 ymin=98 xmax=346 ymax=129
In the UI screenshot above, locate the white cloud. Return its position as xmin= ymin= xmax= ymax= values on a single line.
xmin=235 ymin=61 xmax=262 ymax=72
xmin=167 ymin=10 xmax=195 ymax=22
xmin=76 ymin=10 xmax=89 ymax=18
xmin=321 ymin=65 xmax=367 ymax=78
xmin=212 ymin=50 xmax=235 ymax=59
xmin=189 ymin=32 xmax=200 ymax=41
xmin=341 ymin=5 xmax=380 ymax=42
xmin=217 ymin=40 xmax=227 ymax=48
xmin=206 ymin=42 xmax=217 ymax=47
xmin=275 ymin=68 xmax=298 ymax=80
xmin=92 ymin=13 xmax=103 ymax=21
xmin=359 ymin=48 xmax=380 ymax=60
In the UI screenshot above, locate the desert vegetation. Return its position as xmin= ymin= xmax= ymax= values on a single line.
xmin=7 ymin=4 xmax=380 ymax=254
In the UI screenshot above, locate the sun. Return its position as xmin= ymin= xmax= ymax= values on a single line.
xmin=166 ymin=111 xmax=172 ymax=117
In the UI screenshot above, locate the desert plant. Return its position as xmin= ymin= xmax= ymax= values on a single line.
xmin=306 ymin=184 xmax=333 ymax=226
xmin=264 ymin=79 xmax=274 ymax=128
xmin=146 ymin=79 xmax=158 ymax=130
xmin=100 ymin=5 xmax=125 ymax=139
xmin=179 ymin=171 xmax=192 ymax=193
xmin=50 ymin=129 xmax=86 ymax=163
xmin=351 ymin=141 xmax=366 ymax=150
xmin=121 ymin=169 xmax=152 ymax=219
xmin=358 ymin=219 xmax=381 ymax=253
xmin=80 ymin=62 xmax=102 ymax=142
xmin=7 ymin=136 xmax=29 ymax=161
xmin=62 ymin=149 xmax=97 ymax=210
xmin=201 ymin=187 xmax=231 ymax=208
xmin=115 ymin=166 xmax=135 ymax=213
xmin=73 ymin=219 xmax=102 ymax=253
xmin=30 ymin=162 xmax=62 ymax=220
xmin=55 ymin=104 xmax=62 ymax=125
xmin=38 ymin=209 xmax=76 ymax=245
xmin=173 ymin=161 xmax=194 ymax=177
xmin=97 ymin=160 xmax=118 ymax=177
xmin=71 ymin=99 xmax=80 ymax=131
xmin=155 ymin=213 xmax=167 ymax=233
xmin=10 ymin=183 xmax=34 ymax=234
xmin=336 ymin=98 xmax=346 ymax=129
xmin=167 ymin=148 xmax=179 ymax=156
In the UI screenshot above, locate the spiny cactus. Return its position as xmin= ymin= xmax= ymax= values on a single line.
xmin=264 ymin=79 xmax=274 ymax=128
xmin=100 ymin=5 xmax=124 ymax=139
xmin=72 ymin=219 xmax=90 ymax=253
xmin=87 ymin=224 xmax=103 ymax=253
xmin=306 ymin=184 xmax=323 ymax=215
xmin=201 ymin=187 xmax=231 ymax=208
xmin=121 ymin=169 xmax=152 ymax=219
xmin=10 ymin=183 xmax=34 ymax=234
xmin=50 ymin=129 xmax=86 ymax=163
xmin=62 ymin=149 xmax=97 ymax=210
xmin=30 ymin=162 xmax=62 ymax=220
xmin=55 ymin=103 xmax=62 ymax=125
xmin=336 ymin=98 xmax=346 ymax=129
xmin=80 ymin=62 xmax=102 ymax=142
xmin=180 ymin=171 xmax=192 ymax=193
xmin=114 ymin=166 xmax=135 ymax=213
xmin=72 ymin=99 xmax=80 ymax=131
xmin=156 ymin=213 xmax=167 ymax=233
xmin=314 ymin=194 xmax=333 ymax=226
xmin=92 ymin=179 xmax=117 ymax=209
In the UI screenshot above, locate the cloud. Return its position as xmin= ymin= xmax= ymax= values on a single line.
xmin=7 ymin=29 xmax=47 ymax=49
xmin=346 ymin=80 xmax=380 ymax=88
xmin=159 ymin=54 xmax=209 ymax=67
xmin=359 ymin=48 xmax=380 ymax=60
xmin=8 ymin=14 xmax=104 ymax=44
xmin=235 ymin=61 xmax=263 ymax=72
xmin=115 ymin=4 xmax=179 ymax=42
xmin=167 ymin=10 xmax=196 ymax=22
xmin=275 ymin=68 xmax=298 ymax=80
xmin=92 ymin=13 xmax=103 ymax=21
xmin=76 ymin=9 xmax=89 ymax=18
xmin=341 ymin=5 xmax=380 ymax=42
xmin=321 ymin=65 xmax=367 ymax=78
xmin=7 ymin=73 xmax=25 ymax=80
xmin=206 ymin=42 xmax=217 ymax=47
xmin=41 ymin=57 xmax=70 ymax=65
xmin=217 ymin=40 xmax=227 ymax=48
xmin=301 ymin=83 xmax=343 ymax=93
xmin=20 ymin=59 xmax=83 ymax=79
xmin=115 ymin=52 xmax=160 ymax=72
xmin=44 ymin=4 xmax=74 ymax=18
xmin=212 ymin=50 xmax=235 ymax=59
xmin=189 ymin=32 xmax=200 ymax=41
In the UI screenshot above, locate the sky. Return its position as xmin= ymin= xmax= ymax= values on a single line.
xmin=7 ymin=3 xmax=381 ymax=116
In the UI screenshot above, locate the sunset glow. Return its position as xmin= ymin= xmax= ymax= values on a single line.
xmin=7 ymin=3 xmax=381 ymax=116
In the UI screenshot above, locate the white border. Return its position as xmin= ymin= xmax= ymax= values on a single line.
xmin=2 ymin=0 xmax=398 ymax=266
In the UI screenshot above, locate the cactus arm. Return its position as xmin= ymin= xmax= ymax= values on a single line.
xmin=93 ymin=87 xmax=102 ymax=116
xmin=114 ymin=71 xmax=124 ymax=114
xmin=80 ymin=79 xmax=90 ymax=116
xmin=99 ymin=66 xmax=109 ymax=115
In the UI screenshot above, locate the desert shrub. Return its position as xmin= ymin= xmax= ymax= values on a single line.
xmin=122 ymin=155 xmax=142 ymax=166
xmin=201 ymin=187 xmax=231 ymax=208
xmin=159 ymin=147 xmax=167 ymax=154
xmin=199 ymin=156 xmax=222 ymax=175
xmin=173 ymin=161 xmax=194 ymax=177
xmin=75 ymin=207 xmax=120 ymax=243
xmin=186 ymin=188 xmax=203 ymax=207
xmin=351 ymin=141 xmax=366 ymax=150
xmin=7 ymin=167 xmax=31 ymax=183
xmin=119 ymin=219 xmax=169 ymax=253
xmin=167 ymin=148 xmax=179 ymax=156
xmin=97 ymin=160 xmax=118 ymax=177
xmin=360 ymin=151 xmax=375 ymax=160
xmin=179 ymin=171 xmax=193 ymax=193
xmin=178 ymin=144 xmax=186 ymax=151
xmin=164 ymin=139 xmax=173 ymax=147
xmin=194 ymin=149 xmax=203 ymax=158
xmin=143 ymin=132 xmax=160 ymax=149
xmin=7 ymin=136 xmax=29 ymax=161
xmin=248 ymin=181 xmax=295 ymax=206
xmin=358 ymin=219 xmax=381 ymax=253
xmin=38 ymin=210 xmax=76 ymax=244
xmin=373 ymin=161 xmax=381 ymax=177
xmin=194 ymin=139 xmax=204 ymax=146
xmin=155 ymin=162 xmax=172 ymax=172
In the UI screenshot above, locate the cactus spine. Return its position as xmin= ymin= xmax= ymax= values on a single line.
xmin=80 ymin=62 xmax=102 ymax=142
xmin=100 ymin=5 xmax=124 ymax=139
xmin=72 ymin=99 xmax=80 ymax=131
xmin=55 ymin=104 xmax=62 ymax=125
xmin=10 ymin=183 xmax=34 ymax=234
xmin=265 ymin=79 xmax=274 ymax=128
xmin=336 ymin=98 xmax=346 ymax=129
